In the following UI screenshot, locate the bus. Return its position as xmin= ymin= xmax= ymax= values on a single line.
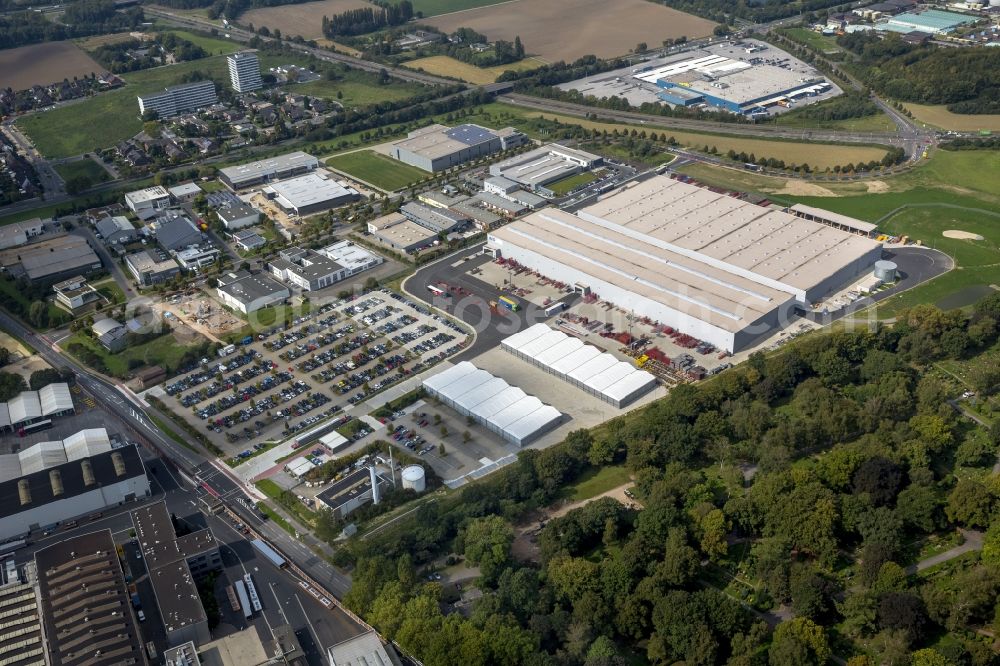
xmin=498 ymin=295 xmax=520 ymax=312
xmin=18 ymin=420 xmax=52 ymax=437
xmin=427 ymin=285 xmax=447 ymax=297
xmin=234 ymin=580 xmax=252 ymax=619
xmin=225 ymin=585 xmax=241 ymax=613
xmin=244 ymin=574 xmax=262 ymax=612
xmin=251 ymin=539 xmax=286 ymax=568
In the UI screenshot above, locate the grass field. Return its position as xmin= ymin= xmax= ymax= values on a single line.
xmin=425 ymin=0 xmax=716 ymax=62
xmin=315 ymin=39 xmax=362 ymax=56
xmin=53 ymin=159 xmax=110 ymax=187
xmin=903 ymin=103 xmax=1000 ymax=132
xmin=160 ymin=29 xmax=241 ymax=56
xmin=293 ymin=70 xmax=427 ymax=106
xmin=1 ymin=41 xmax=104 ymax=91
xmin=404 ymin=55 xmax=543 ymax=84
xmin=776 ymin=109 xmax=897 ymax=132
xmin=547 ymin=171 xmax=597 ymax=196
xmin=64 ymin=330 xmax=191 ymax=377
xmin=783 ymin=27 xmax=842 ymax=53
xmin=326 ymin=150 xmax=428 ymax=191
xmin=564 ymin=466 xmax=632 ymax=501
xmin=409 ymin=0 xmax=511 ymax=16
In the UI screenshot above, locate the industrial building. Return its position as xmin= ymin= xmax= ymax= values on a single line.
xmin=317 ymin=467 xmax=391 ymax=519
xmin=96 ymin=215 xmax=138 ymax=245
xmin=132 ymin=500 xmax=221 ymax=647
xmin=93 ymin=317 xmax=127 ymax=352
xmin=390 ymin=123 xmax=527 ymax=173
xmin=422 ymin=362 xmax=563 ymax=447
xmin=878 ymin=8 xmax=978 ymax=33
xmin=634 ymin=51 xmax=832 ymax=114
xmin=367 ymin=212 xmax=438 ymax=253
xmin=168 ymin=181 xmax=203 ymax=202
xmin=489 ymin=144 xmax=603 ymax=192
xmin=479 ymin=179 xmax=547 ymax=210
xmin=151 ymin=210 xmax=204 ymax=251
xmin=216 ymin=201 xmax=260 ymax=230
xmin=219 ymin=151 xmax=319 ymax=190
xmin=263 ymin=172 xmax=361 ymax=216
xmin=0 ymin=438 xmax=150 ymax=540
xmin=487 ymin=176 xmax=882 ymax=352
xmin=0 ymin=573 xmax=44 ymax=666
xmin=138 ymin=80 xmax=218 ymax=119
xmin=35 ymin=530 xmax=147 ymax=666
xmin=0 ymin=382 xmax=74 ymax=435
xmin=502 ymin=324 xmax=657 ymax=408
xmin=231 ymin=229 xmax=266 ymax=252
xmin=0 ymin=218 xmax=43 ymax=250
xmin=327 ymin=631 xmax=401 ymax=666
xmin=227 ymin=51 xmax=262 ymax=92
xmin=270 ymin=247 xmax=348 ymax=291
xmin=0 ymin=235 xmax=102 ymax=284
xmin=125 ymin=185 xmax=171 ymax=213
xmin=401 ymin=201 xmax=469 ymax=234
xmin=216 ymin=270 xmax=290 ymax=314
xmin=126 ymin=249 xmax=181 ymax=286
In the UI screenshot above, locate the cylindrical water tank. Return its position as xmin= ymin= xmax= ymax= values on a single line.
xmin=401 ymin=465 xmax=426 ymax=492
xmin=874 ymin=260 xmax=897 ymax=282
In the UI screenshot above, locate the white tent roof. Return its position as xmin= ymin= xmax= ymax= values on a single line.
xmin=605 ymin=372 xmax=658 ymax=405
xmin=454 ymin=377 xmax=509 ymax=413
xmin=320 ymin=431 xmax=349 ymax=451
xmin=7 ymin=392 xmax=40 ymax=426
xmin=474 ymin=386 xmax=526 ymax=419
xmin=62 ymin=428 xmax=112 ymax=461
xmin=550 ymin=345 xmax=602 ymax=376
xmin=500 ymin=323 xmax=549 ymax=352
xmin=517 ymin=329 xmax=565 ymax=358
xmin=445 ymin=369 xmax=493 ymax=399
xmin=421 ymin=361 xmax=476 ymax=393
xmin=535 ymin=336 xmax=583 ymax=367
xmin=19 ymin=440 xmax=67 ymax=475
xmin=0 ymin=427 xmax=111 ymax=482
xmin=505 ymin=405 xmax=562 ymax=443
xmin=585 ymin=361 xmax=636 ymax=392
xmin=567 ymin=353 xmax=618 ymax=384
xmin=39 ymin=383 xmax=73 ymax=416
xmin=489 ymin=396 xmax=544 ymax=431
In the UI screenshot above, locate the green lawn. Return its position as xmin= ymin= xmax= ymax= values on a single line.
xmin=326 ymin=150 xmax=428 ymax=191
xmin=159 ymin=29 xmax=240 ymax=56
xmin=783 ymin=27 xmax=842 ymax=53
xmin=775 ymin=110 xmax=897 ymax=132
xmin=54 ymin=159 xmax=111 ymax=187
xmin=64 ymin=330 xmax=192 ymax=378
xmin=407 ymin=0 xmax=510 ymax=16
xmin=294 ymin=70 xmax=427 ymax=107
xmin=547 ymin=171 xmax=597 ymax=196
xmin=564 ymin=466 xmax=632 ymax=501
xmin=91 ymin=278 xmax=126 ymax=305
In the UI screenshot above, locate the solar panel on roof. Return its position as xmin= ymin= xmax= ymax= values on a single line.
xmin=445 ymin=124 xmax=496 ymax=146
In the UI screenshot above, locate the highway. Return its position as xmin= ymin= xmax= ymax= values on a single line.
xmin=0 ymin=309 xmax=354 ymax=600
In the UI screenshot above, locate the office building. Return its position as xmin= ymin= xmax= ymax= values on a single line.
xmin=216 ymin=270 xmax=290 ymax=314
xmin=219 ymin=152 xmax=319 ymax=190
xmin=52 ymin=276 xmax=101 ymax=311
xmin=168 ymin=182 xmax=203 ymax=202
xmin=137 ymin=80 xmax=217 ymax=119
xmin=126 ymin=250 xmax=181 ymax=286
xmin=125 ymin=186 xmax=172 ymax=214
xmin=35 ymin=530 xmax=147 ymax=666
xmin=227 ymin=51 xmax=262 ymax=92
xmin=0 ymin=439 xmax=150 ymax=541
xmin=390 ymin=123 xmax=526 ymax=173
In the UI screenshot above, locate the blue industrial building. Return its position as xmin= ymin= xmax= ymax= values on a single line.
xmin=655 ymin=78 xmax=830 ymax=114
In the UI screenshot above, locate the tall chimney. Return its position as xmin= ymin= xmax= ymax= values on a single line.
xmin=369 ymin=466 xmax=380 ymax=505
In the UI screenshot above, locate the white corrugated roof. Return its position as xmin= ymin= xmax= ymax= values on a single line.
xmin=505 ymin=406 xmax=562 ymax=443
xmin=39 ymin=383 xmax=73 ymax=416
xmin=605 ymin=372 xmax=658 ymax=405
xmin=454 ymin=377 xmax=508 ymax=413
xmin=474 ymin=386 xmax=526 ymax=419
xmin=585 ymin=361 xmax=636 ymax=393
xmin=489 ymin=396 xmax=544 ymax=431
xmin=534 ymin=336 xmax=583 ymax=367
xmin=444 ymin=369 xmax=493 ymax=400
xmin=19 ymin=440 xmax=67 ymax=475
xmin=62 ymin=428 xmax=112 ymax=461
xmin=567 ymin=353 xmax=618 ymax=384
xmin=518 ymin=329 xmax=565 ymax=359
xmin=550 ymin=345 xmax=602 ymax=376
xmin=500 ymin=323 xmax=549 ymax=352
xmin=421 ymin=361 xmax=476 ymax=393
xmin=7 ymin=393 xmax=40 ymax=426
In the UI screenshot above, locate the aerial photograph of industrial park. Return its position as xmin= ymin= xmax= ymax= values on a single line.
xmin=1 ymin=0 xmax=999 ymax=662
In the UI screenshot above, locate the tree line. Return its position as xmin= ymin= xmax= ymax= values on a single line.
xmin=338 ymin=291 xmax=1000 ymax=665
xmin=0 ymin=0 xmax=144 ymax=50
xmin=321 ymin=1 xmax=413 ymax=38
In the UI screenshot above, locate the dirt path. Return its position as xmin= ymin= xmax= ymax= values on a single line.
xmin=905 ymin=529 xmax=983 ymax=574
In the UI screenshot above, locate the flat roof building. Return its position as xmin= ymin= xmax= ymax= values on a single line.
xmin=0 ymin=576 xmax=44 ymax=666
xmin=0 ymin=235 xmax=102 ymax=284
xmin=264 ymin=173 xmax=361 ymax=216
xmin=168 ymin=182 xmax=203 ymax=202
xmin=367 ymin=212 xmax=438 ymax=254
xmin=227 ymin=51 xmax=262 ymax=92
xmin=317 ymin=467 xmax=391 ymax=519
xmin=0 ymin=218 xmax=43 ymax=250
xmin=390 ymin=123 xmax=526 ymax=173
xmin=879 ymin=8 xmax=978 ymax=33
xmin=125 ymin=186 xmax=171 ymax=213
xmin=216 ymin=202 xmax=260 ymax=230
xmin=53 ymin=275 xmax=101 ymax=310
xmin=401 ymin=201 xmax=469 ymax=234
xmin=320 ymin=239 xmax=384 ymax=275
xmin=219 ymin=152 xmax=319 ymax=190
xmin=138 ymin=80 xmax=217 ymax=119
xmin=270 ymin=247 xmax=347 ymax=292
xmin=488 ymin=176 xmax=882 ymax=352
xmin=126 ymin=249 xmax=181 ymax=286
xmin=231 ymin=229 xmax=266 ymax=251
xmin=489 ymin=144 xmax=603 ymax=191
xmin=327 ymin=631 xmax=401 ymax=666
xmin=216 ymin=270 xmax=290 ymax=314
xmin=35 ymin=529 xmax=147 ymax=666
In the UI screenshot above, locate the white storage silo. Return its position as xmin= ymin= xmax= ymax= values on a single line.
xmin=874 ymin=260 xmax=898 ymax=282
xmin=401 ymin=465 xmax=426 ymax=492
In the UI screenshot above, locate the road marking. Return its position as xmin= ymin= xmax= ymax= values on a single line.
xmin=295 ymin=592 xmax=324 ymax=653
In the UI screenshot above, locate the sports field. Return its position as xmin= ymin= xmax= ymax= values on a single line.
xmin=425 ymin=0 xmax=716 ymax=62
xmin=242 ymin=0 xmax=372 ymax=40
xmin=325 ymin=150 xmax=428 ymax=191
xmin=0 ymin=41 xmax=103 ymax=91
xmin=903 ymin=103 xmax=1000 ymax=132
xmin=404 ymin=55 xmax=543 ymax=84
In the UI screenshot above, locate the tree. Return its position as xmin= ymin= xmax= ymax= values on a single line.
xmin=658 ymin=527 xmax=698 ymax=586
xmin=0 ymin=372 xmax=26 ymax=402
xmin=852 ymin=457 xmax=903 ymax=506
xmin=459 ymin=515 xmax=513 ymax=584
xmin=768 ymin=618 xmax=831 ymax=666
xmin=895 ymin=484 xmax=940 ymax=532
xmin=877 ymin=592 xmax=926 ymax=643
xmin=29 ymin=368 xmax=64 ymax=390
xmin=910 ymin=649 xmax=950 ymax=666
xmin=698 ymin=508 xmax=729 ymax=561
xmin=945 ymin=478 xmax=995 ymax=527
xmin=438 ymin=443 xmax=446 ymax=456
xmin=27 ymin=300 xmax=47 ymax=328
xmin=983 ymin=520 xmax=1000 ymax=565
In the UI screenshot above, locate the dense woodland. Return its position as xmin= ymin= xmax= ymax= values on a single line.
xmin=655 ymin=0 xmax=847 ymax=26
xmin=341 ymin=294 xmax=1000 ymax=665
xmin=837 ymin=33 xmax=1000 ymax=114
xmin=0 ymin=0 xmax=144 ymax=50
xmin=321 ymin=1 xmax=413 ymax=38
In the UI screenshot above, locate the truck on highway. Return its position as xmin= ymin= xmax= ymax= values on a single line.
xmin=251 ymin=538 xmax=287 ymax=568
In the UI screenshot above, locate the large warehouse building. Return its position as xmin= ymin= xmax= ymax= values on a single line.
xmin=220 ymin=151 xmax=320 ymax=189
xmin=390 ymin=123 xmax=527 ymax=173
xmin=423 ymin=362 xmax=563 ymax=447
xmin=263 ymin=172 xmax=361 ymax=216
xmin=488 ymin=176 xmax=882 ymax=353
xmin=489 ymin=144 xmax=603 ymax=192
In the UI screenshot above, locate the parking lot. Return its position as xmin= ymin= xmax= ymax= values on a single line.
xmin=151 ymin=289 xmax=471 ymax=459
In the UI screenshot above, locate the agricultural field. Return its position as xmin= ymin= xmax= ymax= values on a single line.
xmin=403 ymin=55 xmax=543 ymax=84
xmin=0 ymin=41 xmax=104 ymax=91
xmin=325 ymin=150 xmax=428 ymax=191
xmin=903 ymin=103 xmax=1000 ymax=132
xmin=425 ymin=0 xmax=717 ymax=62
xmin=76 ymin=32 xmax=137 ymax=50
xmin=408 ymin=0 xmax=511 ymax=16
xmin=53 ymin=159 xmax=111 ymax=186
xmin=241 ymin=0 xmax=372 ymax=40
